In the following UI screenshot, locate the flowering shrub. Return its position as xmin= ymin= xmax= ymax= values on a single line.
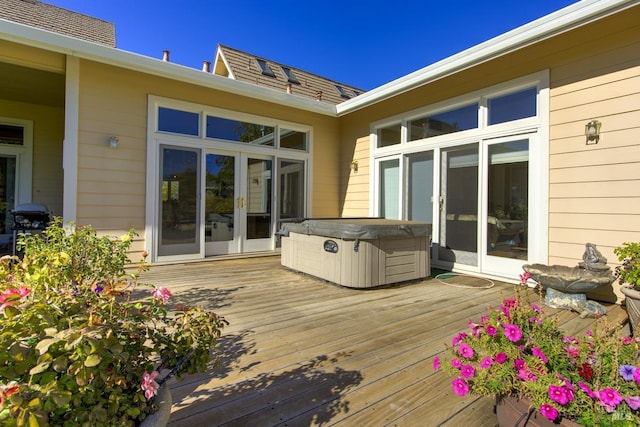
xmin=614 ymin=242 xmax=640 ymax=290
xmin=434 ymin=278 xmax=640 ymax=426
xmin=0 ymin=218 xmax=227 ymax=426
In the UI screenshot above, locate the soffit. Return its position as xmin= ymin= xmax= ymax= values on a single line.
xmin=0 ymin=61 xmax=64 ymax=107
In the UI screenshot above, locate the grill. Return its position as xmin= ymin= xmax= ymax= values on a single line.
xmin=12 ymin=203 xmax=50 ymax=256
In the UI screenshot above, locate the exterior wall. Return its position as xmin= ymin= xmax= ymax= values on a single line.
xmin=339 ymin=6 xmax=640 ymax=279
xmin=75 ymin=60 xmax=340 ymax=254
xmin=0 ymin=39 xmax=65 ymax=72
xmin=0 ymin=99 xmax=64 ymax=216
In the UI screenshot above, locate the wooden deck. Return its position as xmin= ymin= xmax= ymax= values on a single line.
xmin=139 ymin=256 xmax=628 ymax=427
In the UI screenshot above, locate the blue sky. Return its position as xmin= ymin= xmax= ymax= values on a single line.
xmin=47 ymin=0 xmax=577 ymax=90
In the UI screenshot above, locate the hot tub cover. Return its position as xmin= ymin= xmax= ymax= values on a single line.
xmin=281 ymin=218 xmax=431 ymax=240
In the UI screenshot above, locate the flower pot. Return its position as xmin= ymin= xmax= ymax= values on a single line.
xmin=139 ymin=383 xmax=172 ymax=427
xmin=620 ymin=285 xmax=640 ymax=336
xmin=495 ymin=395 xmax=582 ymax=427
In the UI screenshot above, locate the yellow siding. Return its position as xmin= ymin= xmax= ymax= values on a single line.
xmin=0 ymin=99 xmax=64 ymax=215
xmin=75 ymin=60 xmax=340 ymax=250
xmin=0 ymin=40 xmax=65 ymax=73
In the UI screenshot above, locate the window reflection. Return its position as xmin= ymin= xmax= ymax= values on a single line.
xmin=409 ymin=104 xmax=478 ymax=141
xmin=206 ymin=116 xmax=274 ymax=146
xmin=488 ymin=87 xmax=537 ymax=125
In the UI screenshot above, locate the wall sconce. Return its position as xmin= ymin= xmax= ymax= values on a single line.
xmin=350 ymin=160 xmax=359 ymax=173
xmin=585 ymin=120 xmax=601 ymax=145
xmin=108 ymin=136 xmax=119 ymax=149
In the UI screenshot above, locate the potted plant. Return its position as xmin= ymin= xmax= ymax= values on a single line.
xmin=615 ymin=242 xmax=640 ymax=335
xmin=0 ymin=218 xmax=227 ymax=427
xmin=433 ymin=274 xmax=640 ymax=426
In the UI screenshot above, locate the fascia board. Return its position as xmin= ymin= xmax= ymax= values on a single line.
xmin=336 ymin=0 xmax=638 ymax=116
xmin=0 ymin=19 xmax=337 ymax=117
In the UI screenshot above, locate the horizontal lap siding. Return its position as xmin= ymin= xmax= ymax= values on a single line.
xmin=547 ymin=8 xmax=640 ymax=289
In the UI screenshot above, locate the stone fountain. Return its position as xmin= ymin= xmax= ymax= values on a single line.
xmin=522 ymin=243 xmax=615 ymax=317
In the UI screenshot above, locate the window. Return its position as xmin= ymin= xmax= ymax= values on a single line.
xmin=488 ymin=87 xmax=537 ymax=125
xmin=256 ymin=59 xmax=276 ymax=77
xmin=0 ymin=125 xmax=24 ymax=146
xmin=280 ymin=129 xmax=307 ymax=150
xmin=158 ymin=107 xmax=199 ymax=136
xmin=379 ymin=159 xmax=400 ymax=219
xmin=335 ymin=85 xmax=350 ymax=99
xmin=377 ymin=124 xmax=402 ymax=148
xmin=408 ymin=103 xmax=478 ymax=141
xmin=281 ymin=67 xmax=300 ymax=84
xmin=206 ymin=116 xmax=274 ymax=146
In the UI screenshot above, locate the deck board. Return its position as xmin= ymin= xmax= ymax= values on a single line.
xmin=139 ymin=256 xmax=627 ymax=427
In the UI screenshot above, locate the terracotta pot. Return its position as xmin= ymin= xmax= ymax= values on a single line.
xmin=495 ymin=395 xmax=582 ymax=427
xmin=620 ymin=285 xmax=640 ymax=336
xmin=139 ymin=383 xmax=172 ymax=427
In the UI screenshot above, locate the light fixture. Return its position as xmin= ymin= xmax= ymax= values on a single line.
xmin=350 ymin=160 xmax=359 ymax=173
xmin=585 ymin=120 xmax=601 ymax=145
xmin=108 ymin=136 xmax=119 ymax=149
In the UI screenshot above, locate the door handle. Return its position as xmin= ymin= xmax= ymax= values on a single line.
xmin=237 ymin=197 xmax=246 ymax=208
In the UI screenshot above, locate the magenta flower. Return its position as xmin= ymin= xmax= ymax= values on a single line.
xmin=141 ymin=371 xmax=160 ymax=399
xmin=457 ymin=342 xmax=474 ymax=359
xmin=460 ymin=364 xmax=475 ymax=379
xmin=0 ymin=287 xmax=31 ymax=312
xmin=485 ymin=325 xmax=497 ymax=336
xmin=530 ymin=302 xmax=542 ymax=313
xmin=432 ymin=356 xmax=440 ymax=371
xmin=152 ymin=286 xmax=172 ymax=304
xmin=480 ymin=357 xmax=493 ymax=369
xmin=579 ymin=381 xmax=597 ymax=399
xmin=517 ymin=367 xmax=537 ymax=382
xmin=532 ymin=347 xmax=548 ymax=363
xmin=503 ymin=324 xmax=522 ymax=342
xmin=598 ymin=388 xmax=622 ymax=411
xmin=548 ymin=385 xmax=573 ymax=406
xmin=451 ymin=378 xmax=469 ymax=396
xmin=495 ymin=352 xmax=507 ymax=364
xmin=634 ymin=368 xmax=640 ymax=384
xmin=450 ymin=358 xmax=463 ymax=369
xmin=625 ymin=397 xmax=640 ymax=410
xmin=539 ymin=404 xmax=558 ymax=421
xmin=519 ymin=271 xmax=531 ymax=284
xmin=452 ymin=332 xmax=468 ymax=346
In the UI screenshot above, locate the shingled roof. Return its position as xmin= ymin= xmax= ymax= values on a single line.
xmin=213 ymin=44 xmax=365 ymax=105
xmin=0 ymin=0 xmax=115 ymax=47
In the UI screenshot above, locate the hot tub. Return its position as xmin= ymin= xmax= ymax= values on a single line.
xmin=280 ymin=218 xmax=431 ymax=288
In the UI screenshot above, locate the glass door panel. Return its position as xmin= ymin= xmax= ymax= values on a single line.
xmin=438 ymin=144 xmax=479 ymax=266
xmin=158 ymin=146 xmax=200 ymax=256
xmin=483 ymin=138 xmax=529 ymax=275
xmin=0 ymin=156 xmax=16 ymax=255
xmin=205 ymin=153 xmax=238 ymax=255
xmin=243 ymin=157 xmax=273 ymax=251
xmin=378 ymin=158 xmax=400 ymax=219
xmin=407 ymin=151 xmax=433 ymax=222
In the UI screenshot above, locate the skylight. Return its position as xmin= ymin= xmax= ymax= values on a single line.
xmin=335 ymin=85 xmax=350 ymax=99
xmin=256 ymin=59 xmax=275 ymax=77
xmin=281 ymin=67 xmax=300 ymax=84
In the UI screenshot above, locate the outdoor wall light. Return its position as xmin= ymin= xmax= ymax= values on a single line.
xmin=350 ymin=160 xmax=359 ymax=173
xmin=108 ymin=136 xmax=119 ymax=149
xmin=585 ymin=120 xmax=601 ymax=145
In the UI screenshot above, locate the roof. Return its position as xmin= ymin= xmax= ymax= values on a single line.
xmin=214 ymin=44 xmax=366 ymax=105
xmin=0 ymin=0 xmax=115 ymax=47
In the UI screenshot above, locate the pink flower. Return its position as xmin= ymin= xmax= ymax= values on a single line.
xmin=495 ymin=352 xmax=507 ymax=364
xmin=598 ymin=388 xmax=622 ymax=412
xmin=579 ymin=381 xmax=596 ymax=399
xmin=0 ymin=287 xmax=31 ymax=312
xmin=480 ymin=357 xmax=493 ymax=369
xmin=485 ymin=325 xmax=497 ymax=336
xmin=623 ymin=336 xmax=633 ymax=345
xmin=151 ymin=286 xmax=172 ymax=304
xmin=539 ymin=403 xmax=558 ymax=421
xmin=548 ymin=385 xmax=573 ymax=406
xmin=503 ymin=324 xmax=522 ymax=342
xmin=450 ymin=358 xmax=463 ymax=369
xmin=452 ymin=332 xmax=468 ymax=346
xmin=460 ymin=364 xmax=475 ymax=379
xmin=625 ymin=396 xmax=640 ymax=410
xmin=634 ymin=367 xmax=640 ymax=385
xmin=532 ymin=347 xmax=548 ymax=363
xmin=432 ymin=356 xmax=440 ymax=371
xmin=451 ymin=378 xmax=469 ymax=396
xmin=141 ymin=371 xmax=160 ymax=399
xmin=519 ymin=271 xmax=531 ymax=284
xmin=457 ymin=342 xmax=474 ymax=359
xmin=518 ymin=367 xmax=537 ymax=382
xmin=530 ymin=302 xmax=542 ymax=313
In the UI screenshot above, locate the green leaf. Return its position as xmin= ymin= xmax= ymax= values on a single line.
xmin=3 ymin=305 xmax=20 ymax=319
xmin=35 ymin=338 xmax=59 ymax=355
xmin=29 ymin=361 xmax=51 ymax=375
xmin=84 ymin=354 xmax=101 ymax=367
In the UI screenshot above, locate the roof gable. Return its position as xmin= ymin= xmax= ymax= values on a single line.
xmin=214 ymin=44 xmax=366 ymax=105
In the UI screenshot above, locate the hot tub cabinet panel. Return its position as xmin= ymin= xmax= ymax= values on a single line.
xmin=281 ymin=219 xmax=431 ymax=288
